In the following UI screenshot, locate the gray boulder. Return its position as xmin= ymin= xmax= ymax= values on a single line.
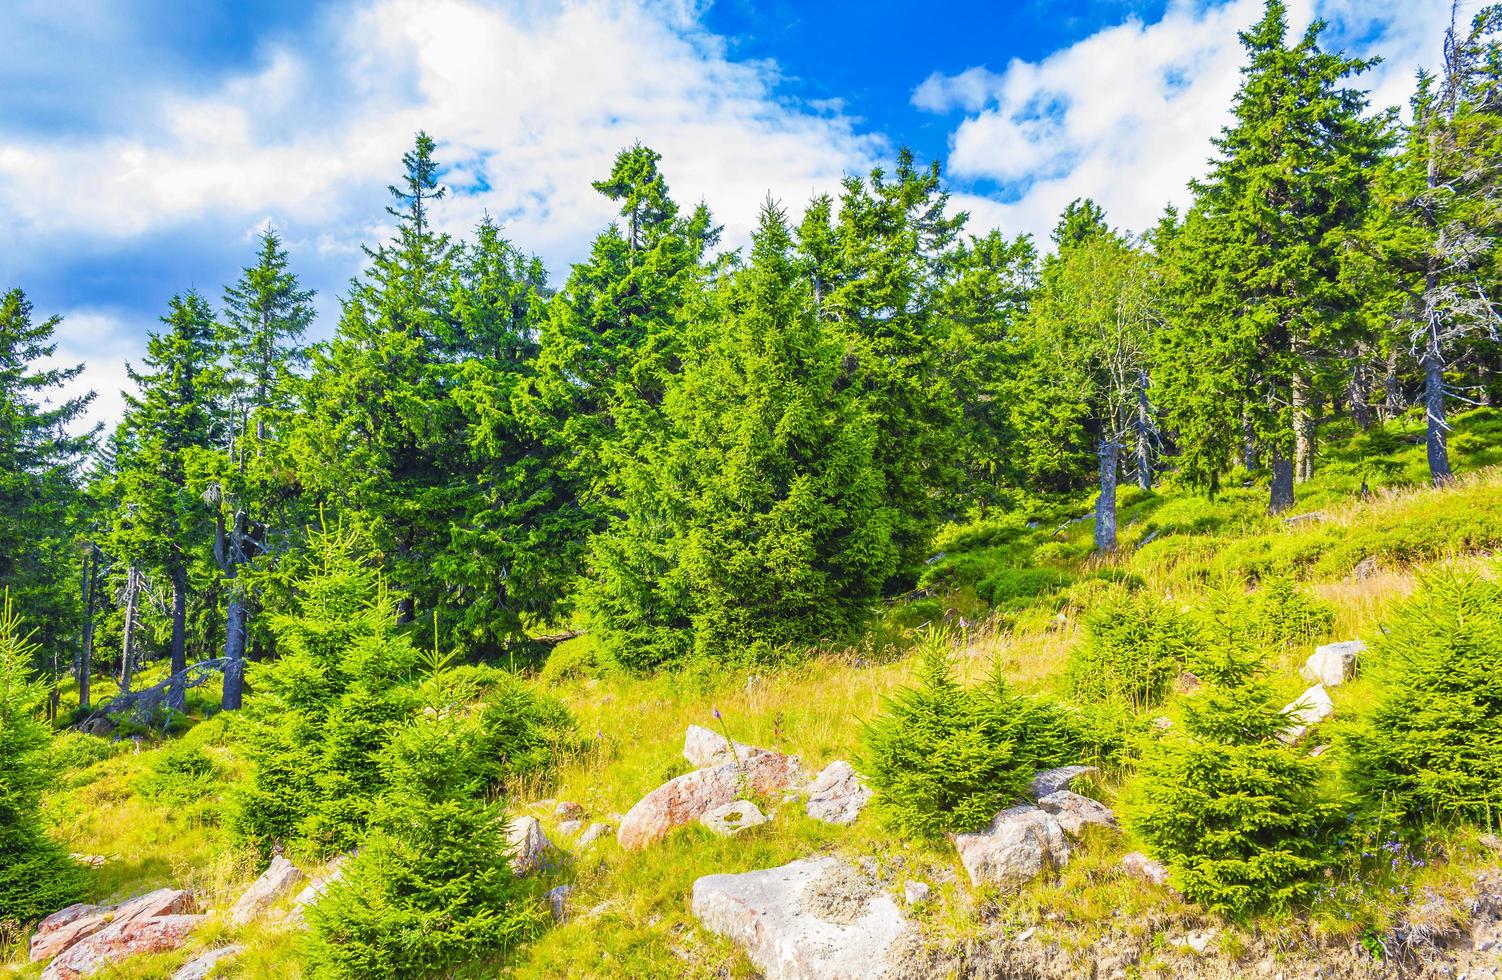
xmin=171 ymin=945 xmax=244 ymax=980
xmin=1037 ymin=790 xmax=1118 ymax=837
xmin=804 ymin=761 xmax=872 ymax=826
xmin=1028 ymin=765 xmax=1099 ymax=799
xmin=229 ymin=855 xmax=303 ymax=926
xmin=507 ymin=815 xmax=554 ymax=875
xmin=1302 ymin=640 xmax=1363 ymax=687
xmin=1279 ymin=683 xmax=1335 ymax=743
xmin=700 ymin=800 xmax=769 ymax=836
xmin=576 ymin=822 xmax=612 ymax=848
xmin=617 ymin=749 xmax=804 ymax=850
xmin=691 ymin=856 xmax=910 ymax=979
xmin=683 ymin=724 xmax=758 ymax=767
xmin=950 ymin=805 xmax=1070 ymax=887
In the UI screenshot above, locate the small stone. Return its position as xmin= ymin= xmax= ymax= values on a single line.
xmin=1016 ymin=927 xmax=1035 ymax=942
xmin=546 ymin=885 xmax=573 ymax=923
xmin=1028 ymin=766 xmax=1099 ymax=799
xmin=1352 ymin=556 xmax=1380 ymax=581
xmin=171 ymin=945 xmax=244 ymax=980
xmin=1176 ymin=671 xmax=1202 ymax=694
xmin=576 ymin=822 xmax=611 ymax=848
xmin=68 ymin=854 xmax=107 ymax=869
xmin=804 ymin=761 xmax=872 ymax=826
xmin=1037 ymin=791 xmax=1118 ymax=837
xmin=557 ymin=819 xmax=585 ymax=836
xmin=230 ymin=855 xmax=304 ymax=926
xmin=554 ymin=801 xmax=585 ymax=821
xmin=902 ymin=880 xmax=931 ymax=906
xmin=699 ymin=799 xmax=769 ymax=836
xmin=1480 ymin=833 xmax=1502 ymax=853
xmin=1186 ymin=928 xmax=1219 ymax=955
xmin=1151 ymin=716 xmax=1173 ymax=731
xmin=1309 ymin=744 xmax=1331 ymax=758
xmin=506 ymin=815 xmax=554 ymax=875
xmin=1121 ymin=851 xmax=1171 ymax=888
xmin=683 ymin=724 xmax=757 ymax=768
xmin=1302 ymin=640 xmax=1363 ymax=687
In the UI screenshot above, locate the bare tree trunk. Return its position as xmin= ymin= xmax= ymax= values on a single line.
xmin=1380 ymin=345 xmax=1405 ymax=422
xmin=1269 ymin=447 xmax=1295 ymax=514
xmin=1094 ymin=436 xmax=1119 ymax=553
xmin=167 ymin=566 xmax=188 ymax=712
xmin=119 ymin=564 xmax=140 ymax=692
xmin=1241 ymin=416 xmax=1259 ymax=473
xmin=1350 ymin=346 xmax=1375 ymax=431
xmin=78 ymin=548 xmax=95 ymax=712
xmin=222 ymin=588 xmax=247 ymax=711
xmin=1134 ymin=370 xmax=1153 ymax=492
xmin=1424 ymin=345 xmax=1453 ymax=485
xmin=1293 ymin=369 xmax=1315 ymax=483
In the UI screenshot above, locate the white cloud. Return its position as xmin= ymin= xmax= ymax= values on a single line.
xmin=36 ymin=309 xmax=145 ymax=438
xmin=925 ymin=0 xmax=1464 ymax=243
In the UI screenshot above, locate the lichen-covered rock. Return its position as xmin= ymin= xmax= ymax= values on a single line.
xmin=1037 ymin=791 xmax=1118 ymax=837
xmin=1302 ymin=640 xmax=1363 ymax=687
xmin=32 ymin=890 xmax=197 ymax=965
xmin=804 ymin=761 xmax=871 ymax=826
xmin=229 ymin=855 xmax=303 ymax=926
xmin=41 ymin=914 xmax=206 ymax=980
xmin=557 ymin=819 xmax=585 ymax=836
xmin=554 ymin=800 xmax=585 ymax=821
xmin=950 ymin=805 xmax=1070 ymax=887
xmin=284 ymin=857 xmax=347 ymax=928
xmin=576 ymin=822 xmax=612 ymax=848
xmin=546 ymin=885 xmax=573 ymax=923
xmin=700 ymin=800 xmax=769 ymax=836
xmin=1121 ymin=851 xmax=1172 ymax=888
xmin=1279 ymin=683 xmax=1335 ymax=743
xmin=1028 ymin=765 xmax=1099 ymax=799
xmin=683 ymin=724 xmax=758 ymax=767
xmin=692 ymin=857 xmax=909 ymax=979
xmin=902 ymin=881 xmax=931 ymax=907
xmin=506 ymin=815 xmax=554 ymax=874
xmin=171 ymin=944 xmax=244 ymax=980
xmin=618 ymin=750 xmax=804 ymax=850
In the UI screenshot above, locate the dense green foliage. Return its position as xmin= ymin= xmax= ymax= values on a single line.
xmin=1344 ymin=570 xmax=1502 ymax=824
xmin=0 ymin=597 xmax=85 ymax=925
xmin=1128 ymin=646 xmax=1341 ymax=917
xmin=861 ymin=630 xmax=1080 ymax=838
xmin=1066 ymin=588 xmax=1199 ymax=709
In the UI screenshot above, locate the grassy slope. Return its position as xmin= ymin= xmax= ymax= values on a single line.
xmin=5 ymin=407 xmax=1502 ymax=978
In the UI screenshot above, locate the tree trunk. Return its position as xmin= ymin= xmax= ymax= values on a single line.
xmin=1424 ymin=345 xmax=1453 ymax=485
xmin=1349 ymin=347 xmax=1375 ymax=431
xmin=1134 ymin=370 xmax=1153 ymax=492
xmin=222 ymin=590 xmax=247 ymax=711
xmin=119 ymin=564 xmax=140 ymax=693
xmin=78 ymin=548 xmax=94 ymax=712
xmin=1094 ymin=436 xmax=1119 ymax=553
xmin=1241 ymin=417 xmax=1259 ymax=473
xmin=1269 ymin=447 xmax=1295 ymax=514
xmin=167 ymin=566 xmax=188 ymax=712
xmin=1380 ymin=346 xmax=1404 ymax=422
xmin=1293 ymin=369 xmax=1315 ymax=483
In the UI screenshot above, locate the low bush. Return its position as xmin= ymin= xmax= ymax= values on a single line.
xmin=1066 ymin=589 xmax=1199 ymax=709
xmin=1343 ymin=569 xmax=1502 ymax=825
xmin=978 ymin=566 xmax=1073 ymax=611
xmin=861 ymin=629 xmax=1080 ymax=838
xmin=538 ymin=634 xmax=603 ymax=685
xmin=1127 ymin=647 xmax=1341 ymax=917
xmin=1247 ymin=575 xmax=1335 ymax=649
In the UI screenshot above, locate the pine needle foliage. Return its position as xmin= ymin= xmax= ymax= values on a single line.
xmin=0 ymin=594 xmax=86 ymax=925
xmin=1343 ymin=569 xmax=1502 ymax=825
xmin=1066 ymin=588 xmax=1199 ymax=709
xmin=1128 ymin=646 xmax=1340 ymax=917
xmin=861 ymin=629 xmax=1079 ymax=839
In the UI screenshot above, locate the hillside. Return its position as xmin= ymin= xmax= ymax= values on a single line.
xmin=2 ymin=408 xmax=1500 ymax=979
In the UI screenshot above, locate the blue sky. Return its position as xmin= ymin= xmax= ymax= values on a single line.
xmin=0 ymin=0 xmax=1461 ymax=430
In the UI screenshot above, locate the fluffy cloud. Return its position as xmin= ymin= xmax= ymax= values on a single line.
xmin=920 ymin=0 xmax=1462 ymax=242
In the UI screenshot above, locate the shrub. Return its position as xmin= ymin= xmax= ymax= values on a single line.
xmin=978 ymin=566 xmax=1073 ymax=611
xmin=1066 ymin=589 xmax=1199 ymax=709
xmin=1247 ymin=575 xmax=1335 ymax=649
xmin=0 ymin=595 xmax=87 ymax=925
xmin=1127 ymin=647 xmax=1339 ymax=917
xmin=1343 ymin=570 xmax=1502 ymax=824
xmin=138 ymin=740 xmax=224 ymax=812
xmin=538 ymin=634 xmax=602 ymax=686
xmin=861 ymin=630 xmax=1079 ymax=838
xmin=306 ymin=710 xmax=546 ymax=979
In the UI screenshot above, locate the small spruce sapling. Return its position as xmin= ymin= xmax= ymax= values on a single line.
xmin=1128 ymin=643 xmax=1340 ymax=916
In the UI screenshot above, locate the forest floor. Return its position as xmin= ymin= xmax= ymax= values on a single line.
xmin=6 ymin=407 xmax=1502 ymax=979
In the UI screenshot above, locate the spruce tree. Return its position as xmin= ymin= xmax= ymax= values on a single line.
xmin=1155 ymin=0 xmax=1389 ymax=511
xmin=0 ymin=290 xmax=96 ymax=664
xmin=113 ymin=291 xmax=224 ymax=707
xmin=209 ymin=230 xmax=314 ymax=708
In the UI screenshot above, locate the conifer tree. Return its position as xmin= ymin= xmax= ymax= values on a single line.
xmin=1156 ymin=0 xmax=1389 ymax=511
xmin=113 ymin=291 xmax=224 ymax=706
xmin=0 ymin=594 xmax=86 ymax=923
xmin=207 ymin=230 xmax=314 ymax=708
xmin=1383 ymin=6 xmax=1502 ymax=484
xmin=0 ymin=289 xmax=96 ymax=662
xmin=1021 ymin=202 xmax=1154 ymax=551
